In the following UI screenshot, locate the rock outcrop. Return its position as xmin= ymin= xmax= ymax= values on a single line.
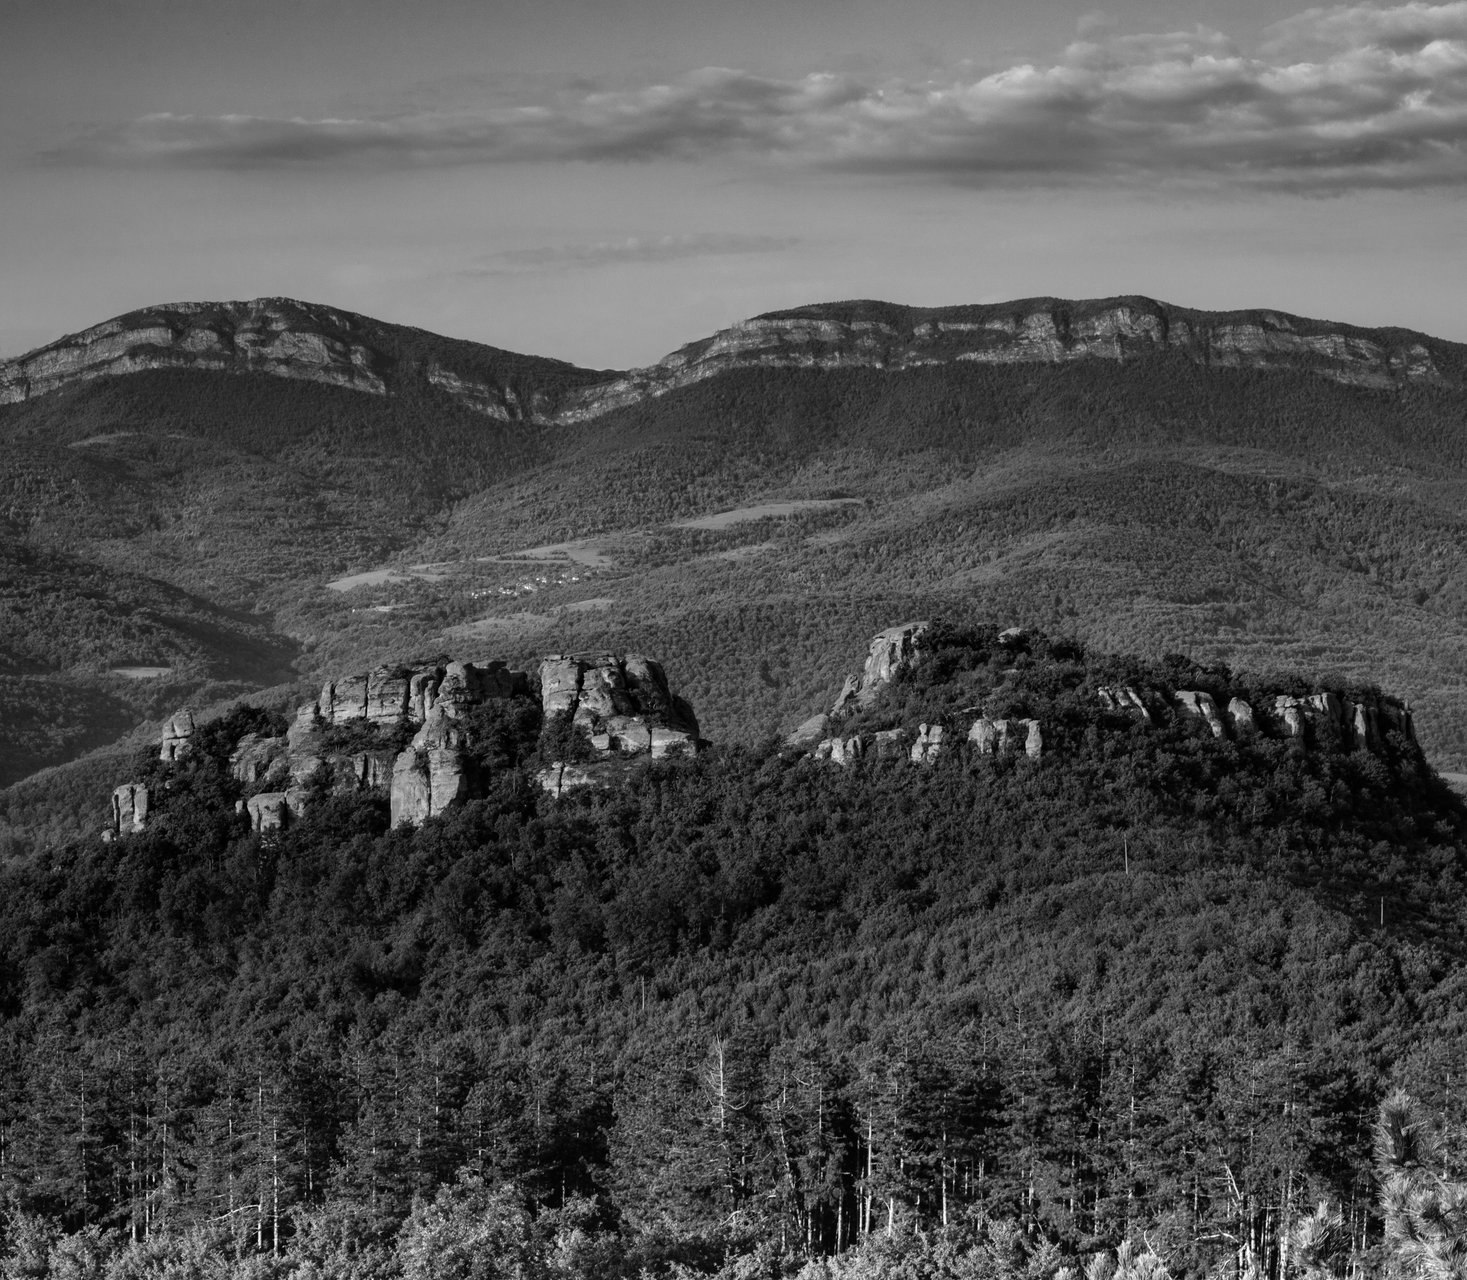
xmin=969 ymin=717 xmax=1043 ymax=759
xmin=1097 ymin=683 xmax=1414 ymax=752
xmin=538 ymin=653 xmax=700 ymax=758
xmin=230 ymin=733 xmax=289 ymax=786
xmin=246 ymin=792 xmax=291 ymax=833
xmin=1097 ymin=686 xmax=1155 ymax=724
xmin=1174 ymin=691 xmax=1226 ymax=739
xmin=111 ymin=784 xmax=149 ymax=835
xmin=831 ymin=621 xmax=931 ymax=717
xmin=160 ymin=710 xmax=194 ymax=763
xmin=1227 ymin=698 xmax=1257 ymax=736
xmin=910 ymin=723 xmax=945 ymax=764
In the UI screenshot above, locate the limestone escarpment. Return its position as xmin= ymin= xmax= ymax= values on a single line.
xmin=0 ymin=299 xmax=389 ymax=405
xmin=8 ymin=295 xmax=1459 ymax=427
xmin=0 ymin=297 xmax=607 ymax=423
xmin=606 ymin=298 xmax=1452 ymax=397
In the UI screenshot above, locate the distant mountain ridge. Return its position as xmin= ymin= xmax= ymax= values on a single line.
xmin=3 ymin=294 xmax=1461 ymax=425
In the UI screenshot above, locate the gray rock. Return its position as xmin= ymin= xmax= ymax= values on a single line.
xmin=873 ymin=728 xmax=906 ymax=759
xmin=160 ymin=709 xmax=195 ymax=763
xmin=390 ymin=750 xmax=432 ymax=827
xmin=538 ymin=652 xmax=699 ymax=757
xmin=1274 ymin=696 xmax=1307 ymax=739
xmin=230 ymin=733 xmax=288 ymax=785
xmin=1098 ymin=685 xmax=1153 ymax=724
xmin=845 ymin=621 xmax=931 ymax=713
xmin=1174 ymin=691 xmax=1226 ymax=738
xmin=786 ymin=713 xmax=832 ymax=748
xmin=1227 ymin=698 xmax=1256 ymax=736
xmin=910 ymin=723 xmax=945 ymax=764
xmin=246 ymin=792 xmax=289 ymax=833
xmin=366 ymin=667 xmax=411 ymax=725
xmin=112 ymin=783 xmax=149 ymax=834
xmin=968 ymin=718 xmax=1000 ymax=755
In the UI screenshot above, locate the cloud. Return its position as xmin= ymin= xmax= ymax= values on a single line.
xmin=461 ymin=233 xmax=801 ymax=276
xmin=40 ymin=2 xmax=1467 ymax=192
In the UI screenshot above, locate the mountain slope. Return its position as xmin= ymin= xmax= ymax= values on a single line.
xmin=4 ymin=293 xmax=1467 ymax=823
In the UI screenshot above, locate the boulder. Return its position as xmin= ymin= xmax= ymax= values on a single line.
xmin=160 ymin=710 xmax=195 ymax=763
xmin=1227 ymin=698 xmax=1256 ymax=736
xmin=873 ymin=728 xmax=906 ymax=759
xmin=1098 ymin=685 xmax=1153 ymax=724
xmin=968 ymin=718 xmax=1000 ymax=755
xmin=969 ymin=717 xmax=1040 ymax=758
xmin=786 ymin=712 xmax=832 ymax=749
xmin=910 ymin=723 xmax=945 ymax=764
xmin=1174 ymin=691 xmax=1225 ymax=738
xmin=246 ymin=792 xmax=289 ymax=833
xmin=1274 ymin=696 xmax=1306 ymax=739
xmin=111 ymin=783 xmax=149 ymax=834
xmin=538 ymin=762 xmax=603 ymax=798
xmin=814 ymin=735 xmax=864 ymax=766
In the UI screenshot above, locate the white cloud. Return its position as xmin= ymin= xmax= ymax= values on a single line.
xmin=40 ymin=2 xmax=1467 ymax=192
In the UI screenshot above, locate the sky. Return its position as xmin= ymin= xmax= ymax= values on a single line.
xmin=2 ymin=0 xmax=1465 ymax=368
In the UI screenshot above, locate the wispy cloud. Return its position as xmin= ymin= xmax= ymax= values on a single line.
xmin=460 ymin=233 xmax=800 ymax=276
xmin=40 ymin=2 xmax=1467 ymax=192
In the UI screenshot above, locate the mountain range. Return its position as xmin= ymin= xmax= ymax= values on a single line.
xmin=3 ymin=292 xmax=1467 ymax=844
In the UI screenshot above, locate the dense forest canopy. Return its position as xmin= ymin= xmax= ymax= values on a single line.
xmin=2 ymin=625 xmax=1465 ymax=1280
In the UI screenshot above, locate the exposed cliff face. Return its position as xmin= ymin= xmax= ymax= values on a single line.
xmin=7 ymin=295 xmax=1459 ymax=427
xmin=613 ymin=297 xmax=1453 ymax=398
xmin=0 ymin=297 xmax=608 ymax=422
xmin=539 ymin=652 xmax=700 ymax=758
xmin=108 ymin=647 xmax=704 ymax=835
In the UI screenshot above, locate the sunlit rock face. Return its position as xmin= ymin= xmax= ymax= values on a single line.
xmin=6 ymin=295 xmax=1452 ymax=427
xmin=538 ymin=652 xmax=700 ymax=759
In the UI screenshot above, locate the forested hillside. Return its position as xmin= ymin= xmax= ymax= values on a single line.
xmin=6 ymin=297 xmax=1467 ymax=834
xmin=2 ymin=626 xmax=1464 ymax=1279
